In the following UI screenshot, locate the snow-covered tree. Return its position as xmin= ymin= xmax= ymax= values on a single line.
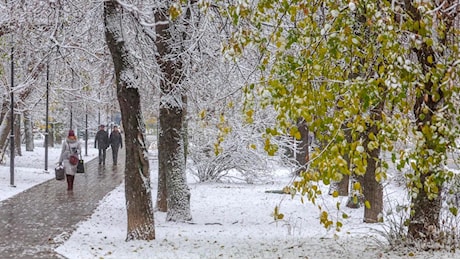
xmin=104 ymin=0 xmax=156 ymax=240
xmin=225 ymin=0 xmax=460 ymax=241
xmin=0 ymin=0 xmax=111 ymax=157
xmin=154 ymin=0 xmax=193 ymax=222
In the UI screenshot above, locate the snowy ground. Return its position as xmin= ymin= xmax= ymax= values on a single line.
xmin=1 ymin=139 xmax=460 ymax=259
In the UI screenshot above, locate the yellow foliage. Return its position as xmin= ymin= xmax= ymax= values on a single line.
xmin=169 ymin=4 xmax=181 ymax=20
xmin=353 ymin=182 xmax=361 ymax=191
xmin=365 ymin=200 xmax=371 ymax=209
xmin=199 ymin=110 xmax=206 ymax=120
xmin=332 ymin=190 xmax=339 ymax=198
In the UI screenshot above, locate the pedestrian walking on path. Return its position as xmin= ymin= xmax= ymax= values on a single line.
xmin=0 ymin=148 xmax=125 ymax=258
xmin=95 ymin=124 xmax=109 ymax=165
xmin=109 ymin=125 xmax=123 ymax=165
xmin=58 ymin=130 xmax=82 ymax=191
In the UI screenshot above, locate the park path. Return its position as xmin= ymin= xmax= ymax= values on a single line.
xmin=0 ymin=148 xmax=125 ymax=259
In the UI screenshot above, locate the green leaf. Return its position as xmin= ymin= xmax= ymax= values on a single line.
xmin=449 ymin=207 xmax=458 ymax=216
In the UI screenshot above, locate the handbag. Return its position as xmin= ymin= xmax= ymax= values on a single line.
xmin=55 ymin=165 xmax=65 ymax=180
xmin=77 ymin=158 xmax=85 ymax=173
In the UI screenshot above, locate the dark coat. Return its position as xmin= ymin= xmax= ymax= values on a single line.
xmin=95 ymin=129 xmax=109 ymax=149
xmin=109 ymin=130 xmax=123 ymax=149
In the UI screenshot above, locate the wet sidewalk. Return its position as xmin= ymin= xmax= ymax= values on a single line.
xmin=0 ymin=148 xmax=125 ymax=259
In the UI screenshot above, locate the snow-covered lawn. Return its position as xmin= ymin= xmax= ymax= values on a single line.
xmin=55 ymin=167 xmax=460 ymax=259
xmin=1 ymin=140 xmax=459 ymax=258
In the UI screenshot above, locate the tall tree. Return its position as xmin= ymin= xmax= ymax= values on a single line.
xmin=104 ymin=0 xmax=155 ymax=240
xmin=400 ymin=0 xmax=460 ymax=239
xmin=155 ymin=1 xmax=192 ymax=222
xmin=225 ymin=0 xmax=396 ymax=226
xmin=223 ymin=0 xmax=458 ymax=232
xmin=0 ymin=0 xmax=108 ymax=155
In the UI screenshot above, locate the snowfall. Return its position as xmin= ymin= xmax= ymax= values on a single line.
xmin=1 ymin=138 xmax=460 ymax=259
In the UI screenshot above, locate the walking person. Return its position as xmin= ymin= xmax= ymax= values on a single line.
xmin=95 ymin=124 xmax=109 ymax=166
xmin=58 ymin=130 xmax=82 ymax=191
xmin=109 ymin=125 xmax=123 ymax=165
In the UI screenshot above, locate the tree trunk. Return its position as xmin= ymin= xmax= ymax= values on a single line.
xmin=49 ymin=123 xmax=55 ymax=147
xmin=336 ymin=175 xmax=349 ymax=196
xmin=408 ymin=174 xmax=442 ymax=239
xmin=0 ymin=95 xmax=7 ymax=123
xmin=409 ymin=70 xmax=443 ymax=239
xmin=155 ymin=4 xmax=192 ymax=222
xmin=156 ymin=96 xmax=189 ymax=213
xmin=156 ymin=165 xmax=168 ymax=212
xmin=0 ymin=96 xmax=12 ymax=155
xmin=0 ymin=113 xmax=12 ymax=156
xmin=362 ymin=101 xmax=384 ymax=223
xmin=182 ymin=95 xmax=188 ymax=163
xmin=159 ymin=105 xmax=191 ymax=221
xmin=335 ymin=126 xmax=352 ymax=197
xmin=14 ymin=113 xmax=21 ymax=156
xmin=24 ymin=110 xmax=34 ymax=151
xmin=104 ymin=0 xmax=155 ymax=241
xmin=294 ymin=117 xmax=309 ymax=176
xmin=404 ymin=1 xmax=446 ymax=239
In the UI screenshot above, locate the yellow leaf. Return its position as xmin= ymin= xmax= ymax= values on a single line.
xmin=427 ymin=55 xmax=433 ymax=64
xmin=199 ymin=110 xmax=206 ymax=120
xmin=332 ymin=190 xmax=339 ymax=198
xmin=353 ymin=182 xmax=361 ymax=190
xmin=294 ymin=131 xmax=301 ymax=140
xmin=365 ymin=200 xmax=371 ymax=209
xmin=290 ymin=127 xmax=301 ymax=139
xmin=246 ymin=109 xmax=253 ymax=118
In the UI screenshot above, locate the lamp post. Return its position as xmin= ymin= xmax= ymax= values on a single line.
xmin=98 ymin=92 xmax=101 ymax=126
xmin=9 ymin=46 xmax=15 ymax=187
xmin=70 ymin=71 xmax=74 ymax=130
xmin=70 ymin=104 xmax=73 ymax=130
xmin=85 ymin=104 xmax=88 ymax=156
xmin=44 ymin=62 xmax=49 ymax=172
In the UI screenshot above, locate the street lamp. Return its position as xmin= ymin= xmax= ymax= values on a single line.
xmin=85 ymin=104 xmax=88 ymax=156
xmin=70 ymin=104 xmax=73 ymax=130
xmin=44 ymin=61 xmax=50 ymax=172
xmin=9 ymin=46 xmax=15 ymax=187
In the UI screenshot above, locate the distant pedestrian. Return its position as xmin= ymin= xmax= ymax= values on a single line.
xmin=109 ymin=125 xmax=123 ymax=165
xmin=58 ymin=130 xmax=82 ymax=191
xmin=94 ymin=124 xmax=109 ymax=165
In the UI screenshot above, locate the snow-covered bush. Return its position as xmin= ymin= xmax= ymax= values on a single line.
xmin=187 ymin=116 xmax=276 ymax=183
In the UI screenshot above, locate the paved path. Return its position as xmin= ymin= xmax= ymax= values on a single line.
xmin=0 ymin=148 xmax=125 ymax=259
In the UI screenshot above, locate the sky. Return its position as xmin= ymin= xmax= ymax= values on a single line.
xmin=1 ymin=138 xmax=460 ymax=259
